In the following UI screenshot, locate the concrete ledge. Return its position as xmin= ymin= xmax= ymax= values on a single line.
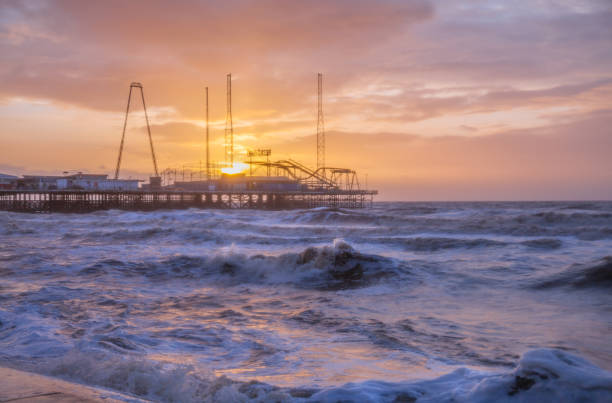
xmin=0 ymin=367 xmax=146 ymax=402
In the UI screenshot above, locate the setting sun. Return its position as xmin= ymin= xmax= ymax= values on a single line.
xmin=220 ymin=162 xmax=249 ymax=175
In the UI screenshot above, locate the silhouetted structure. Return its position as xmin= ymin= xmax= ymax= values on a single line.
xmin=0 ymin=76 xmax=379 ymax=213
xmin=225 ymin=74 xmax=234 ymax=165
xmin=317 ymin=73 xmax=325 ymax=170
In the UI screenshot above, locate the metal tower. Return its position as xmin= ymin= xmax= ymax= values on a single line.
xmin=225 ymin=73 xmax=234 ymax=165
xmin=205 ymin=86 xmax=210 ymax=179
xmin=114 ymin=82 xmax=159 ymax=180
xmin=317 ymin=73 xmax=325 ymax=170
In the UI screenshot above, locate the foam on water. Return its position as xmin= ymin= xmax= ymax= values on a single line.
xmin=25 ymin=348 xmax=612 ymax=402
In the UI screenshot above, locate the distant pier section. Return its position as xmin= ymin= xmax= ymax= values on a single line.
xmin=0 ymin=189 xmax=375 ymax=213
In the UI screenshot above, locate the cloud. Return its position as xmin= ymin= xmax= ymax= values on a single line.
xmin=1 ymin=0 xmax=610 ymax=131
xmin=266 ymin=110 xmax=612 ymax=200
xmin=1 ymin=0 xmax=611 ymax=200
xmin=405 ymin=1 xmax=612 ymax=82
xmin=0 ymin=0 xmax=433 ymax=116
xmin=146 ymin=121 xmax=204 ymax=144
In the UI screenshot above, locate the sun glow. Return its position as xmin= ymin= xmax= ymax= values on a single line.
xmin=221 ymin=162 xmax=249 ymax=175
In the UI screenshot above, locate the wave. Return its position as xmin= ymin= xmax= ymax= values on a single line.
xmin=76 ymin=240 xmax=405 ymax=290
xmin=62 ymin=227 xmax=178 ymax=242
xmin=532 ymin=256 xmax=612 ymax=289
xmin=351 ymin=236 xmax=563 ymax=252
xmin=31 ymin=348 xmax=612 ymax=402
xmin=365 ymin=205 xmax=612 ymax=240
xmin=398 ymin=237 xmax=506 ymax=252
xmin=287 ymin=207 xmax=379 ymax=225
xmin=527 ymin=211 xmax=612 ymax=224
xmin=520 ymin=238 xmax=562 ymax=249
xmin=313 ymin=349 xmax=612 ymax=403
xmin=6 ymin=203 xmax=612 ymax=246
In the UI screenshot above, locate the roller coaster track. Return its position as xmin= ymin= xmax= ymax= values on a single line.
xmin=249 ymin=159 xmax=360 ymax=190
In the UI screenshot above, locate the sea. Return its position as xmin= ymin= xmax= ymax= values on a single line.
xmin=1 ymin=202 xmax=611 ymax=402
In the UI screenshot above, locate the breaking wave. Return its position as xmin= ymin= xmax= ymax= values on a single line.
xmin=286 ymin=207 xmax=380 ymax=225
xmin=35 ymin=348 xmax=612 ymax=402
xmin=532 ymin=256 xmax=612 ymax=289
xmin=75 ymin=240 xmax=405 ymax=290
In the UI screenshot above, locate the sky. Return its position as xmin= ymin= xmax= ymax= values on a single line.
xmin=1 ymin=0 xmax=611 ymax=200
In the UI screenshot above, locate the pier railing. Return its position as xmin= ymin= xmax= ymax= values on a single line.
xmin=0 ymin=189 xmax=377 ymax=213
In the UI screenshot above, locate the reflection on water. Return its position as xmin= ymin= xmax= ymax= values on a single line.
xmin=1 ymin=202 xmax=611 ymax=401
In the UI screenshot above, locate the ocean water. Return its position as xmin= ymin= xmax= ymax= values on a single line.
xmin=0 ymin=201 xmax=611 ymax=402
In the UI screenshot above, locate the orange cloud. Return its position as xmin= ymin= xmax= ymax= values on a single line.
xmin=0 ymin=0 xmax=611 ymax=200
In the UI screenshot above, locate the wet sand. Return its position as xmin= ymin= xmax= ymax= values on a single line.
xmin=0 ymin=367 xmax=144 ymax=402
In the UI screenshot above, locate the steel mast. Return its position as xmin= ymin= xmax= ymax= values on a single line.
xmin=225 ymin=74 xmax=234 ymax=166
xmin=205 ymin=86 xmax=210 ymax=179
xmin=317 ymin=73 xmax=325 ymax=172
xmin=114 ymin=82 xmax=159 ymax=179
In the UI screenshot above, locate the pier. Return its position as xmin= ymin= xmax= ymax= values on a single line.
xmin=0 ymin=189 xmax=377 ymax=213
xmin=0 ymin=76 xmax=380 ymax=214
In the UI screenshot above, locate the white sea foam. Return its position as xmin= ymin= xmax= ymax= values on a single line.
xmin=31 ymin=348 xmax=612 ymax=402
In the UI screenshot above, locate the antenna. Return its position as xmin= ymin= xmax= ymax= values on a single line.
xmin=114 ymin=82 xmax=159 ymax=179
xmin=205 ymin=86 xmax=210 ymax=179
xmin=317 ymin=73 xmax=325 ymax=171
xmin=225 ymin=73 xmax=234 ymax=165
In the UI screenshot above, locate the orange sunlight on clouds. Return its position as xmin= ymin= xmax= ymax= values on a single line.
xmin=1 ymin=0 xmax=611 ymax=200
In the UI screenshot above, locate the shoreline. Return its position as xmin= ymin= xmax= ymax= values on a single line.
xmin=0 ymin=367 xmax=145 ymax=403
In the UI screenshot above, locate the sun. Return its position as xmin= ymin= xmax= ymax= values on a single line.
xmin=221 ymin=162 xmax=249 ymax=175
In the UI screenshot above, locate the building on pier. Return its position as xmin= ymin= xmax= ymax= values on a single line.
xmin=0 ymin=173 xmax=18 ymax=190
xmin=16 ymin=173 xmax=140 ymax=191
xmin=19 ymin=175 xmax=65 ymax=190
xmin=173 ymin=174 xmax=300 ymax=192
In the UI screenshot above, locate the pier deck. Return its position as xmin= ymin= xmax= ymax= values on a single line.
xmin=0 ymin=189 xmax=377 ymax=213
